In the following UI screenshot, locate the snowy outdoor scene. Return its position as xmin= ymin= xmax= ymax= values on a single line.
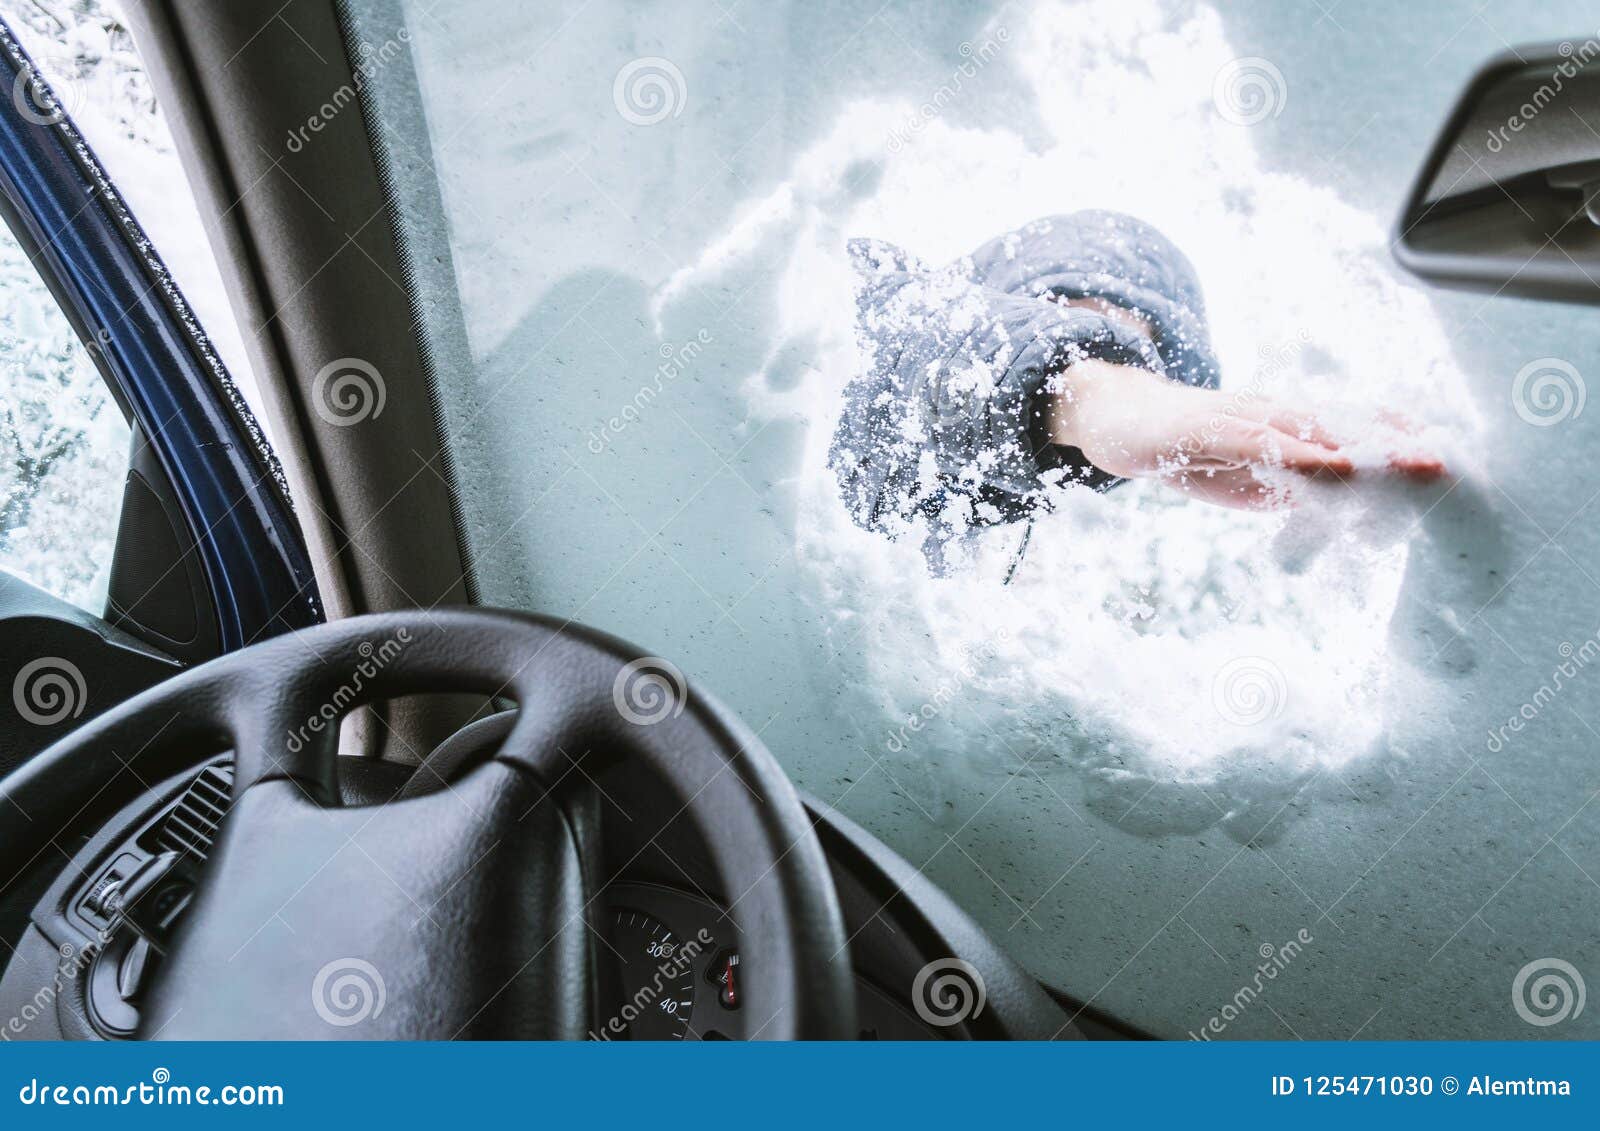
xmin=3 ymin=0 xmax=1598 ymax=1041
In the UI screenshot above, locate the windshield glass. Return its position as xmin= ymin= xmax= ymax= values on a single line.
xmin=347 ymin=0 xmax=1600 ymax=1038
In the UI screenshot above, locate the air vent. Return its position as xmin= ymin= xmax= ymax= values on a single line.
xmin=152 ymin=763 xmax=234 ymax=861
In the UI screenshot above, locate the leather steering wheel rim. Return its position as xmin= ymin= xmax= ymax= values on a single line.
xmin=0 ymin=608 xmax=856 ymax=1040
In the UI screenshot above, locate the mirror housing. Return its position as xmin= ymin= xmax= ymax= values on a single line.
xmin=1395 ymin=42 xmax=1600 ymax=304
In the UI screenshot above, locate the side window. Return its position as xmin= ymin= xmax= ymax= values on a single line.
xmin=0 ymin=0 xmax=279 ymax=640
xmin=0 ymin=221 xmax=132 ymax=615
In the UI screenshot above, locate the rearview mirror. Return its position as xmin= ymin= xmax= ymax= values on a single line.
xmin=1395 ymin=42 xmax=1600 ymax=304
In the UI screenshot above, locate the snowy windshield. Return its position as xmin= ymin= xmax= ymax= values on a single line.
xmin=350 ymin=0 xmax=1600 ymax=1038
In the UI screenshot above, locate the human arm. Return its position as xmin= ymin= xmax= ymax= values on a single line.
xmin=1041 ymin=358 xmax=1446 ymax=510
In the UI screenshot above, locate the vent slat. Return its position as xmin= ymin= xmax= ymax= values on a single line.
xmin=156 ymin=764 xmax=234 ymax=862
xmin=166 ymin=809 xmax=216 ymax=841
xmin=188 ymin=790 xmax=228 ymax=818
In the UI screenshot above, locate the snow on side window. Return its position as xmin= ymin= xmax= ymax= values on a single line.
xmin=0 ymin=0 xmax=268 ymax=615
xmin=0 ymin=0 xmax=264 ymax=418
xmin=0 ymin=218 xmax=130 ymax=612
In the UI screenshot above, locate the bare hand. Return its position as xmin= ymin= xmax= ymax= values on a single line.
xmin=1044 ymin=359 xmax=1446 ymax=510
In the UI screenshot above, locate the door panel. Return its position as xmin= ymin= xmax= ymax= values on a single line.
xmin=0 ymin=569 xmax=178 ymax=780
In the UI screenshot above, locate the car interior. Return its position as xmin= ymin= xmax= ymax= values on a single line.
xmin=2 ymin=0 xmax=1598 ymax=1042
xmin=0 ymin=0 xmax=1126 ymax=1041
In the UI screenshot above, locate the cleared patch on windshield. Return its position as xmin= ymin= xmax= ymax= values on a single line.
xmin=652 ymin=0 xmax=1494 ymax=843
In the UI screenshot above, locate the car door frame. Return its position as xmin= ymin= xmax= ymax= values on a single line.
xmin=122 ymin=0 xmax=479 ymax=761
xmin=0 ymin=19 xmax=322 ymax=652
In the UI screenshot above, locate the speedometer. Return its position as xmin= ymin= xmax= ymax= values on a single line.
xmin=604 ymin=909 xmax=698 ymax=1039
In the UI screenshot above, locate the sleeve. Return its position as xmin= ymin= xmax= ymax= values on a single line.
xmin=829 ymin=238 xmax=1167 ymax=550
xmin=963 ymin=212 xmax=1222 ymax=391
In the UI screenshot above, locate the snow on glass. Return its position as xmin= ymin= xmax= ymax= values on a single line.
xmin=655 ymin=0 xmax=1480 ymax=841
xmin=0 ymin=0 xmax=284 ymax=614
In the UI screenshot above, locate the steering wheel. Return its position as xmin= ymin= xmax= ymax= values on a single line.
xmin=0 ymin=608 xmax=856 ymax=1039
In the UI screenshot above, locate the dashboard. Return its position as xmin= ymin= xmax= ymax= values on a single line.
xmin=0 ymin=737 xmax=1098 ymax=1041
xmin=596 ymin=882 xmax=930 ymax=1041
xmin=598 ymin=883 xmax=748 ymax=1040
